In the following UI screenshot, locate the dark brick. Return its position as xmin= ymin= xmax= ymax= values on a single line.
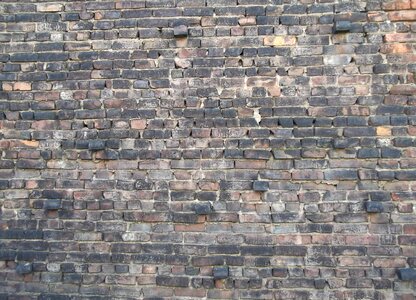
xmin=43 ymin=199 xmax=62 ymax=210
xmin=88 ymin=140 xmax=106 ymax=151
xmin=0 ymin=250 xmax=16 ymax=260
xmin=241 ymin=246 xmax=274 ymax=256
xmin=334 ymin=21 xmax=351 ymax=33
xmin=398 ymin=268 xmax=416 ymax=281
xmin=344 ymin=127 xmax=376 ymax=137
xmin=208 ymin=245 xmax=239 ymax=254
xmin=324 ymin=170 xmax=357 ymax=180
xmin=381 ymin=147 xmax=401 ymax=158
xmin=156 ymin=276 xmax=189 ymax=287
xmin=0 ymin=230 xmax=43 ymax=240
xmin=365 ymin=202 xmax=394 ymax=213
xmin=173 ymin=25 xmax=188 ymax=37
xmin=396 ymin=171 xmax=416 ymax=180
xmin=10 ymin=53 xmax=38 ymax=62
xmin=370 ymin=192 xmax=390 ymax=202
xmin=357 ymin=148 xmax=380 ymax=158
xmin=193 ymin=203 xmax=212 ymax=215
xmin=135 ymin=180 xmax=153 ymax=190
xmin=16 ymin=262 xmax=33 ymax=274
xmin=213 ymin=266 xmax=229 ymax=279
xmin=253 ymin=181 xmax=269 ymax=192
xmin=272 ymin=268 xmax=288 ymax=277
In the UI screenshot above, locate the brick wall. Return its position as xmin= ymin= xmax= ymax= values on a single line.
xmin=0 ymin=0 xmax=416 ymax=299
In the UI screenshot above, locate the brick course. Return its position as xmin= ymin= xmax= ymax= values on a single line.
xmin=0 ymin=0 xmax=416 ymax=298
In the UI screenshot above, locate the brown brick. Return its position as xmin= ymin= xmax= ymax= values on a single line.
xmin=390 ymin=85 xmax=416 ymax=95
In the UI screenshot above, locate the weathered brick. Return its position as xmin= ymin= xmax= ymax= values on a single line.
xmin=16 ymin=263 xmax=33 ymax=275
xmin=388 ymin=11 xmax=416 ymax=21
xmin=37 ymin=3 xmax=63 ymax=12
xmin=1 ymin=1 xmax=415 ymax=297
xmin=264 ymin=36 xmax=297 ymax=47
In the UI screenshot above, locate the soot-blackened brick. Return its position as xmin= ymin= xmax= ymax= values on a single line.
xmin=1 ymin=1 xmax=415 ymax=298
xmin=16 ymin=262 xmax=33 ymax=275
xmin=398 ymin=269 xmax=416 ymax=281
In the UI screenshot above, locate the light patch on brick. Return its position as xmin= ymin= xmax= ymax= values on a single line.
xmin=264 ymin=36 xmax=297 ymax=47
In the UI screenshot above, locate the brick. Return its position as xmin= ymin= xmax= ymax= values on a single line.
xmin=174 ymin=25 xmax=188 ymax=37
xmin=388 ymin=11 xmax=416 ymax=21
xmin=380 ymin=41 xmax=409 ymax=53
xmin=193 ymin=203 xmax=212 ymax=215
xmin=398 ymin=268 xmax=416 ymax=281
xmin=376 ymin=126 xmax=391 ymax=136
xmin=384 ymin=33 xmax=416 ymax=43
xmin=324 ymin=170 xmax=357 ymax=180
xmin=13 ymin=82 xmax=31 ymax=91
xmin=16 ymin=262 xmax=33 ymax=275
xmin=365 ymin=202 xmax=394 ymax=213
xmin=37 ymin=3 xmax=63 ymax=12
xmin=390 ymin=85 xmax=416 ymax=95
xmin=213 ymin=266 xmax=229 ymax=279
xmin=88 ymin=140 xmax=106 ymax=151
xmin=264 ymin=36 xmax=297 ymax=47
xmin=253 ymin=181 xmax=269 ymax=191
xmin=44 ymin=199 xmax=62 ymax=210
xmin=334 ymin=20 xmax=351 ymax=33
xmin=323 ymin=55 xmax=352 ymax=65
xmin=1 ymin=0 xmax=416 ymax=297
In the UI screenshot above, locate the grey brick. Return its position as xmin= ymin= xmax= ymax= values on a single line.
xmin=253 ymin=181 xmax=269 ymax=192
xmin=213 ymin=266 xmax=229 ymax=279
xmin=324 ymin=170 xmax=357 ymax=180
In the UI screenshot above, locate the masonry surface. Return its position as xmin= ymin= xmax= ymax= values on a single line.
xmin=0 ymin=0 xmax=416 ymax=299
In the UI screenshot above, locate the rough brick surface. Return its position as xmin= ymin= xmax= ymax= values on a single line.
xmin=0 ymin=0 xmax=415 ymax=298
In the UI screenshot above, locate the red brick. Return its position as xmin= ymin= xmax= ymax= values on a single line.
xmin=397 ymin=0 xmax=411 ymax=8
xmin=384 ymin=33 xmax=416 ymax=42
xmin=388 ymin=11 xmax=416 ymax=21
xmin=380 ymin=43 xmax=413 ymax=53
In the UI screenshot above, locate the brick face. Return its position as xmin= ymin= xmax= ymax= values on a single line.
xmin=0 ymin=0 xmax=416 ymax=298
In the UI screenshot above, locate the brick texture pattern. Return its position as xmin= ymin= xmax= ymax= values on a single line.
xmin=0 ymin=0 xmax=416 ymax=299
